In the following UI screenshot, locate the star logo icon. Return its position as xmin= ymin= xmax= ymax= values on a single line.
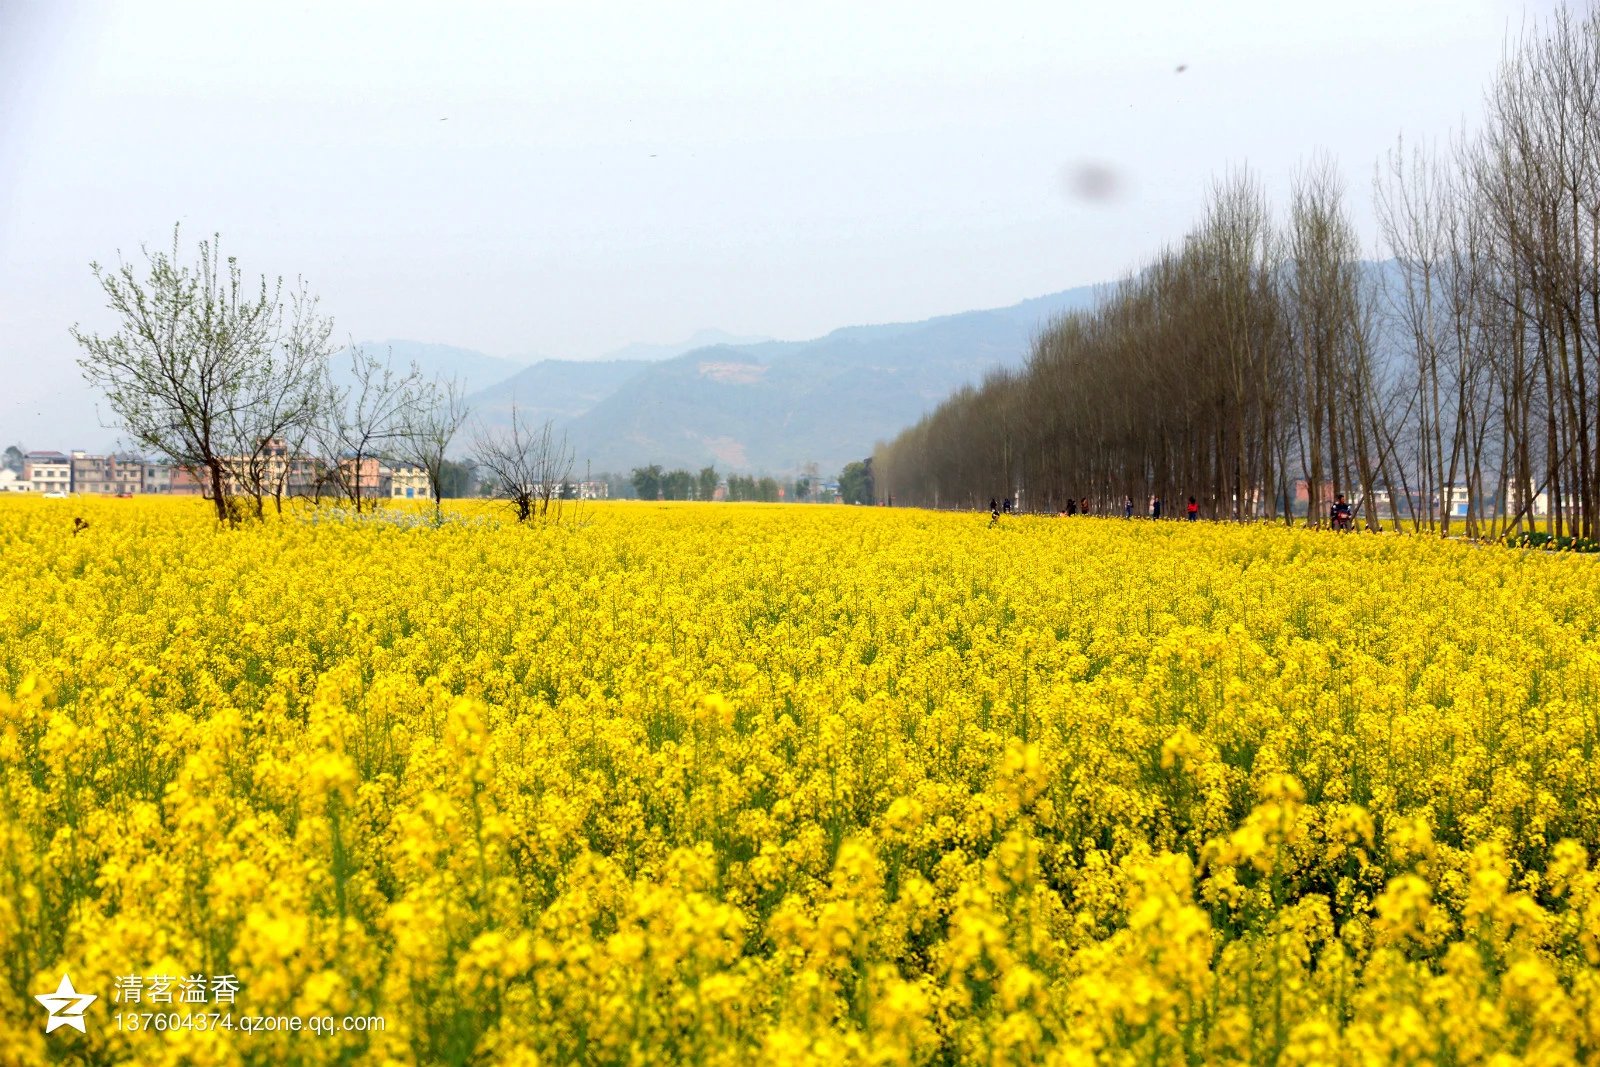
xmin=35 ymin=975 xmax=97 ymax=1034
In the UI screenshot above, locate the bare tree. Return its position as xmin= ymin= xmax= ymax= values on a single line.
xmin=223 ymin=288 xmax=333 ymax=519
xmin=472 ymin=399 xmax=575 ymax=522
xmin=71 ymin=226 xmax=333 ymax=523
xmin=877 ymin=6 xmax=1600 ymax=542
xmin=1471 ymin=5 xmax=1600 ymax=538
xmin=400 ymin=375 xmax=470 ymax=523
xmin=315 ymin=344 xmax=424 ymax=513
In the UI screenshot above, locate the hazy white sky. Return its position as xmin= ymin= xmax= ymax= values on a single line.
xmin=0 ymin=0 xmax=1552 ymax=443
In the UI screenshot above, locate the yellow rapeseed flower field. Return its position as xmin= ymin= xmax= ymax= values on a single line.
xmin=2 ymin=496 xmax=1599 ymax=1065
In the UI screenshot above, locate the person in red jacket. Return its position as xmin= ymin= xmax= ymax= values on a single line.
xmin=1186 ymin=496 xmax=1199 ymax=521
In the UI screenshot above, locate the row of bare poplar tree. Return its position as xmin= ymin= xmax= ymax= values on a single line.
xmin=876 ymin=7 xmax=1600 ymax=538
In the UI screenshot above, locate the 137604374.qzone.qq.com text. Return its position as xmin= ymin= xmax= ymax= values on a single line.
xmin=107 ymin=974 xmax=382 ymax=1037
xmin=113 ymin=1011 xmax=385 ymax=1036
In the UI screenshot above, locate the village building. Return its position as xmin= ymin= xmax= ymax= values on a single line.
xmin=70 ymin=451 xmax=144 ymax=495
xmin=22 ymin=451 xmax=71 ymax=495
xmin=383 ymin=464 xmax=431 ymax=500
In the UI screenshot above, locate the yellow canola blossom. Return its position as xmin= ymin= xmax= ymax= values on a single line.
xmin=1 ymin=496 xmax=1599 ymax=1064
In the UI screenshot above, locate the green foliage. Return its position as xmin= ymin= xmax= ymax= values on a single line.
xmin=722 ymin=474 xmax=779 ymax=502
xmin=838 ymin=458 xmax=874 ymax=505
xmin=630 ymin=464 xmax=664 ymax=501
xmin=436 ymin=459 xmax=476 ymax=499
xmin=661 ymin=469 xmax=696 ymax=500
xmin=1505 ymin=530 xmax=1600 ymax=553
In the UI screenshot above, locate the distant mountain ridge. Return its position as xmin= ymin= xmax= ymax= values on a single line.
xmin=466 ymin=285 xmax=1104 ymax=475
xmin=335 ymin=340 xmax=530 ymax=395
xmin=596 ymin=328 xmax=774 ymax=364
xmin=466 ymin=359 xmax=651 ymax=430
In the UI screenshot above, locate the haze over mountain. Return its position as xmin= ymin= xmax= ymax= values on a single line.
xmin=333 ymin=340 xmax=530 ymax=395
xmin=592 ymin=329 xmax=774 ymax=365
xmin=466 ymin=359 xmax=653 ymax=432
xmin=467 ymin=284 xmax=1104 ymax=475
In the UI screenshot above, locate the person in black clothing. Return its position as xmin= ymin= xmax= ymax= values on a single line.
xmin=1331 ymin=493 xmax=1354 ymax=531
xmin=1151 ymin=496 xmax=1162 ymax=519
xmin=989 ymin=498 xmax=997 ymax=513
xmin=1066 ymin=498 xmax=1077 ymax=516
xmin=988 ymin=499 xmax=1000 ymax=527
xmin=1123 ymin=495 xmax=1134 ymax=518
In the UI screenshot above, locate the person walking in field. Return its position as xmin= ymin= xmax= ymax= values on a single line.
xmin=1066 ymin=497 xmax=1077 ymax=516
xmin=1186 ymin=496 xmax=1199 ymax=521
xmin=989 ymin=499 xmax=1000 ymax=528
xmin=1150 ymin=495 xmax=1162 ymax=520
xmin=1123 ymin=495 xmax=1134 ymax=518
